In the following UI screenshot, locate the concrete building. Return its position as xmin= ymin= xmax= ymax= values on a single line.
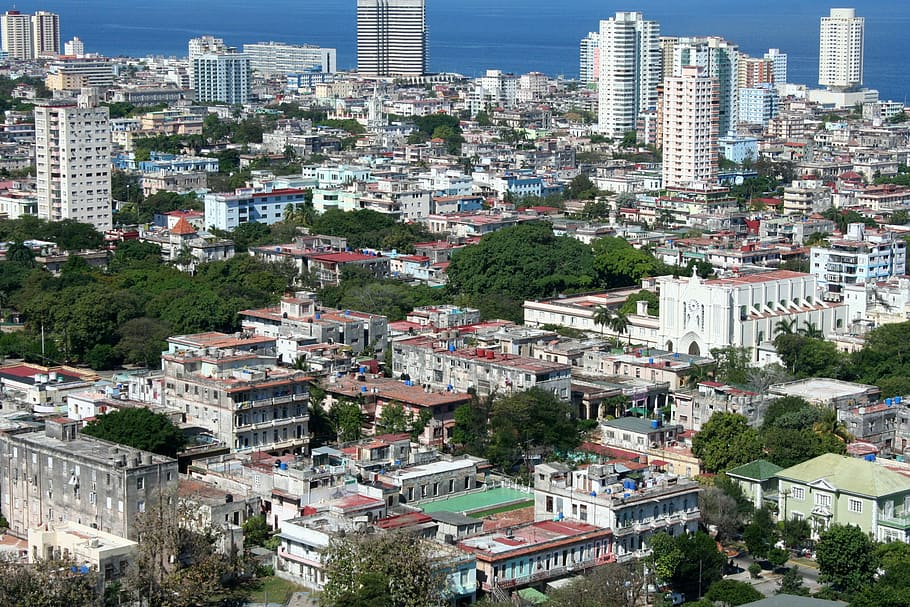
xmin=45 ymin=56 xmax=115 ymax=91
xmin=768 ymin=378 xmax=879 ymax=411
xmin=738 ymin=84 xmax=779 ymax=127
xmin=600 ymin=417 xmax=683 ymax=454
xmin=764 ymin=48 xmax=788 ymax=84
xmin=661 ymin=65 xmax=719 ymax=189
xmin=726 ymin=459 xmax=784 ymax=511
xmin=533 ymin=463 xmax=700 ymax=562
xmin=243 ymin=42 xmax=336 ymax=75
xmin=31 ymin=11 xmax=60 ymax=57
xmin=1 ymin=10 xmax=33 ymax=59
xmin=776 ymin=453 xmax=910 ymax=542
xmin=0 ymin=417 xmax=178 ymax=540
xmin=161 ymin=332 xmax=310 ymax=453
xmin=204 ymin=186 xmax=309 ymax=231
xmin=34 ymin=96 xmax=112 ymax=230
xmin=379 ymin=456 xmax=485 ymax=505
xmin=810 ymin=223 xmax=907 ymax=297
xmin=819 ymin=8 xmax=864 ymax=91
xmin=191 ymin=52 xmax=252 ymax=105
xmin=657 ymin=270 xmax=847 ymax=360
xmin=579 ymin=32 xmax=599 ymax=84
xmin=597 ymin=12 xmax=660 ymax=138
xmin=64 ymin=36 xmax=84 ymax=57
xmin=29 ymin=522 xmax=137 ymax=586
xmin=357 ymin=0 xmax=427 ymax=77
xmin=668 ymin=37 xmax=739 ymax=137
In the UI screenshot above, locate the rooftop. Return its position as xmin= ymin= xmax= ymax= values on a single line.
xmin=726 ymin=459 xmax=784 ymax=482
xmin=776 ymin=453 xmax=910 ymax=498
xmin=458 ymin=519 xmax=609 ymax=558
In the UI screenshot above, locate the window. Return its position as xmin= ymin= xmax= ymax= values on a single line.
xmin=137 ymin=501 xmax=145 ymax=513
xmin=848 ymin=498 xmax=863 ymax=513
xmin=546 ymin=496 xmax=554 ymax=513
xmin=136 ymin=477 xmax=144 ymax=490
xmin=791 ymin=487 xmax=805 ymax=500
xmin=815 ymin=493 xmax=832 ymax=508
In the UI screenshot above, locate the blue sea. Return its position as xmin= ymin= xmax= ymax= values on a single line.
xmin=9 ymin=0 xmax=910 ymax=102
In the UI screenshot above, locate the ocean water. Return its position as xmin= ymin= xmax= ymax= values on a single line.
xmin=9 ymin=0 xmax=910 ymax=101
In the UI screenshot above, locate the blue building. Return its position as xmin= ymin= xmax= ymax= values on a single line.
xmin=204 ymin=186 xmax=309 ymax=231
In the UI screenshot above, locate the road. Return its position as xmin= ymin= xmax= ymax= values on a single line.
xmin=726 ymin=553 xmax=821 ymax=596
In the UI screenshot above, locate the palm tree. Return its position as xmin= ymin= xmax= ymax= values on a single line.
xmin=812 ymin=408 xmax=853 ymax=444
xmin=798 ymin=320 xmax=823 ymax=339
xmin=608 ymin=310 xmax=630 ymax=344
xmin=774 ymin=317 xmax=798 ymax=337
xmin=593 ymin=305 xmax=612 ymax=337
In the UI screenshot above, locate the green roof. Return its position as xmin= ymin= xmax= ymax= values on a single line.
xmin=516 ymin=588 xmax=549 ymax=604
xmin=727 ymin=459 xmax=784 ymax=482
xmin=775 ymin=453 xmax=910 ymax=498
xmin=740 ymin=595 xmax=846 ymax=607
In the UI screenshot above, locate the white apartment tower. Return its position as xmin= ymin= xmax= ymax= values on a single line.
xmin=357 ymin=0 xmax=427 ymax=77
xmin=1 ymin=10 xmax=34 ymax=60
xmin=64 ymin=37 xmax=84 ymax=57
xmin=242 ymin=42 xmax=337 ymax=75
xmin=597 ymin=12 xmax=660 ymax=138
xmin=34 ymin=94 xmax=112 ymax=231
xmin=819 ymin=8 xmax=864 ymax=91
xmin=31 ymin=11 xmax=60 ymax=56
xmin=764 ymin=48 xmax=788 ymax=85
xmin=661 ymin=65 xmax=719 ymax=189
xmin=579 ymin=32 xmax=599 ymax=84
xmin=669 ymin=37 xmax=739 ymax=137
xmin=188 ymin=36 xmax=251 ymax=105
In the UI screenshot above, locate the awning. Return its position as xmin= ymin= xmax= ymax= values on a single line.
xmin=628 ymin=407 xmax=648 ymax=416
xmin=650 ymin=459 xmax=668 ymax=466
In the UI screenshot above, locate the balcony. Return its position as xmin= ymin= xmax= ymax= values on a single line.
xmin=485 ymin=554 xmax=615 ymax=591
xmin=235 ymin=393 xmax=307 ymax=410
xmin=242 ymin=415 xmax=309 ymax=432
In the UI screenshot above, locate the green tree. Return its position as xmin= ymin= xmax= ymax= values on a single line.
xmin=743 ymin=507 xmax=777 ymax=559
xmin=778 ymin=517 xmax=811 ymax=550
xmin=0 ymin=555 xmax=101 ymax=606
xmin=592 ymin=237 xmax=668 ymax=288
xmin=547 ymin=562 xmax=645 ymax=607
xmin=704 ymin=580 xmax=763 ymax=606
xmin=242 ymin=514 xmax=271 ymax=548
xmin=673 ymin=531 xmax=727 ymax=599
xmin=815 ymin=524 xmax=878 ymax=595
xmin=698 ymin=486 xmax=743 ymax=542
xmin=709 ymin=347 xmax=751 ymax=385
xmin=376 ymin=402 xmax=410 ymax=434
xmin=768 ymin=547 xmax=790 ymax=569
xmin=451 ymin=394 xmax=493 ymax=455
xmin=322 ymin=530 xmax=445 ymax=607
xmin=565 ymin=174 xmax=599 ymax=200
xmin=648 ymin=532 xmax=683 ymax=584
xmin=777 ymin=566 xmax=809 ymax=596
xmin=691 ymin=413 xmax=763 ymax=473
xmin=115 ymin=317 xmax=171 ymax=367
xmin=620 ymin=290 xmax=659 ymax=316
xmin=82 ymin=408 xmax=187 ymax=458
xmin=331 ymin=401 xmax=364 ymax=443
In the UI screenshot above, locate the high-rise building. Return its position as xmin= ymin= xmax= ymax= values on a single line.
xmin=597 ymin=12 xmax=660 ymax=138
xmin=357 ymin=0 xmax=427 ymax=77
xmin=764 ymin=48 xmax=788 ymax=84
xmin=738 ymin=55 xmax=773 ymax=90
xmin=659 ymin=36 xmax=679 ymax=82
xmin=188 ymin=36 xmax=251 ymax=105
xmin=669 ymin=37 xmax=739 ymax=137
xmin=31 ymin=10 xmax=60 ymax=56
xmin=579 ymin=32 xmax=599 ymax=84
xmin=64 ymin=37 xmax=84 ymax=57
xmin=1 ymin=10 xmax=34 ymax=60
xmin=34 ymin=93 xmax=112 ymax=231
xmin=819 ymin=8 xmax=864 ymax=91
xmin=739 ymin=84 xmax=779 ymax=126
xmin=661 ymin=65 xmax=719 ymax=189
xmin=242 ymin=41 xmax=337 ymax=75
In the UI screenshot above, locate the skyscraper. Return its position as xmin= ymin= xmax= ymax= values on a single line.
xmin=1 ymin=10 xmax=34 ymax=60
xmin=597 ymin=12 xmax=660 ymax=138
xmin=661 ymin=66 xmax=719 ymax=189
xmin=357 ymin=0 xmax=427 ymax=77
xmin=579 ymin=32 xmax=599 ymax=85
xmin=819 ymin=8 xmax=864 ymax=91
xmin=669 ymin=37 xmax=739 ymax=137
xmin=35 ymin=93 xmax=112 ymax=231
xmin=31 ymin=10 xmax=60 ymax=56
xmin=764 ymin=48 xmax=788 ymax=85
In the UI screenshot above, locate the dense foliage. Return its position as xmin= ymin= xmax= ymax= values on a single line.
xmin=82 ymin=408 xmax=188 ymax=458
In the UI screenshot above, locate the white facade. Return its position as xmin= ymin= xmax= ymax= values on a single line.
xmin=357 ymin=0 xmax=427 ymax=77
xmin=597 ymin=12 xmax=660 ymax=138
xmin=739 ymin=84 xmax=779 ymax=126
xmin=661 ymin=65 xmax=719 ymax=189
xmin=764 ymin=48 xmax=788 ymax=84
xmin=579 ymin=32 xmax=599 ymax=84
xmin=669 ymin=37 xmax=739 ymax=137
xmin=35 ymin=99 xmax=112 ymax=230
xmin=191 ymin=53 xmax=252 ymax=105
xmin=243 ymin=42 xmax=337 ymax=75
xmin=810 ymin=223 xmax=907 ymax=293
xmin=1 ymin=11 xmax=33 ymax=59
xmin=657 ymin=270 xmax=847 ymax=360
xmin=31 ymin=11 xmax=59 ymax=56
xmin=819 ymin=8 xmax=864 ymax=90
xmin=64 ymin=36 xmax=84 ymax=57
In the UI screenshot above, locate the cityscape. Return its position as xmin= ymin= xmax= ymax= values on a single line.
xmin=0 ymin=2 xmax=907 ymax=607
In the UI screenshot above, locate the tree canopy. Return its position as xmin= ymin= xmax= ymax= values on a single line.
xmin=82 ymin=408 xmax=187 ymax=458
xmin=815 ymin=524 xmax=878 ymax=595
xmin=691 ymin=412 xmax=763 ymax=473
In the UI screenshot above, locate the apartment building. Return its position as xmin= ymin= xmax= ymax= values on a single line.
xmin=45 ymin=56 xmax=115 ymax=91
xmin=819 ymin=8 xmax=864 ymax=91
xmin=357 ymin=0 xmax=427 ymax=77
xmin=533 ymin=463 xmax=700 ymax=561
xmin=243 ymin=41 xmax=336 ymax=75
xmin=810 ymin=223 xmax=907 ymax=296
xmin=661 ymin=65 xmax=719 ymax=189
xmin=34 ymin=96 xmax=112 ymax=230
xmin=0 ymin=417 xmax=178 ymax=540
xmin=204 ymin=186 xmax=309 ymax=230
xmin=392 ymin=336 xmax=572 ymax=399
xmin=161 ymin=332 xmax=310 ymax=454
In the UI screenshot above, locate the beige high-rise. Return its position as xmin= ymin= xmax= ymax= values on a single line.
xmin=661 ymin=65 xmax=719 ymax=189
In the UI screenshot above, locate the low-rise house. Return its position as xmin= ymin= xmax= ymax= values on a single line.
xmin=775 ymin=453 xmax=910 ymax=542
xmin=29 ymin=522 xmax=138 ymax=587
xmin=379 ymin=455 xmax=487 ymax=505
xmin=0 ymin=363 xmax=98 ymax=414
xmin=600 ymin=417 xmax=683 ymax=454
xmin=769 ymin=378 xmax=880 ymax=411
xmin=726 ymin=459 xmax=784 ymax=510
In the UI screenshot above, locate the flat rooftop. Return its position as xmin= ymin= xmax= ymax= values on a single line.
xmin=458 ymin=519 xmax=609 ymax=557
xmin=769 ymin=378 xmax=878 ymax=401
xmin=420 ymin=487 xmax=532 ymax=515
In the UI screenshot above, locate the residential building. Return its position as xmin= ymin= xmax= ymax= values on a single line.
xmin=31 ymin=11 xmax=60 ymax=56
xmin=161 ymin=332 xmax=310 ymax=453
xmin=811 ymin=223 xmax=907 ymax=296
xmin=379 ymin=456 xmax=486 ymax=505
xmin=45 ymin=56 xmax=115 ymax=91
xmin=242 ymin=42 xmax=336 ymax=75
xmin=533 ymin=463 xmax=700 ymax=561
xmin=357 ymin=0 xmax=427 ymax=77
xmin=191 ymin=51 xmax=252 ymax=105
xmin=0 ymin=363 xmax=98 ymax=413
xmin=458 ymin=519 xmax=613 ymax=593
xmin=64 ymin=36 xmax=84 ymax=57
xmin=204 ymin=186 xmax=309 ymax=230
xmin=656 ymin=270 xmax=846 ymax=359
xmin=29 ymin=522 xmax=137 ymax=586
xmin=726 ymin=459 xmax=784 ymax=510
xmin=672 ymin=380 xmax=767 ymax=432
xmin=600 ymin=417 xmax=683 ymax=454
xmin=579 ymin=32 xmax=599 ymax=84
xmin=0 ymin=417 xmax=178 ymax=540
xmin=739 ymin=84 xmax=778 ymax=127
xmin=737 ymin=55 xmax=773 ymax=90
xmin=661 ymin=65 xmax=719 ymax=189
xmin=819 ymin=8 xmax=864 ymax=91
xmin=34 ymin=96 xmax=112 ymax=230
xmin=1 ymin=10 xmax=33 ymax=59
xmin=768 ymin=378 xmax=879 ymax=411
xmin=392 ymin=336 xmax=572 ymax=399
xmin=597 ymin=12 xmax=660 ymax=138
xmin=668 ymin=37 xmax=739 ymax=136
xmin=776 ymin=453 xmax=910 ymax=542
xmin=764 ymin=48 xmax=788 ymax=84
